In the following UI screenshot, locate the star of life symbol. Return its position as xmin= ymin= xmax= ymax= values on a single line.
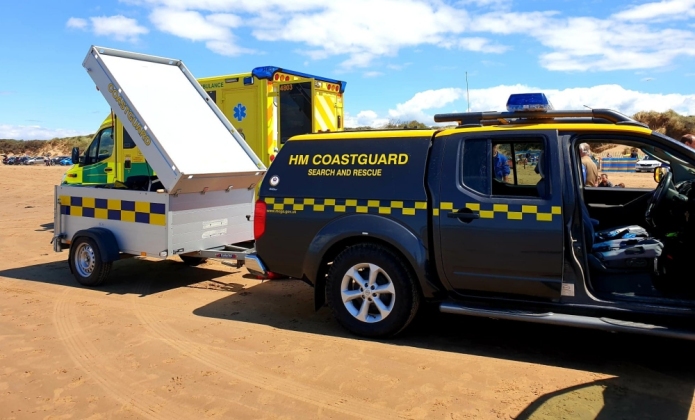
xmin=233 ymin=103 xmax=247 ymax=122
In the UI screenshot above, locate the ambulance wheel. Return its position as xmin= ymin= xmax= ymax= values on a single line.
xmin=179 ymin=256 xmax=207 ymax=266
xmin=326 ymin=243 xmax=420 ymax=338
xmin=70 ymin=237 xmax=111 ymax=287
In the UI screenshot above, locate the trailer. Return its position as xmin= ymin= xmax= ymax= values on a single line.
xmin=53 ymin=46 xmax=266 ymax=286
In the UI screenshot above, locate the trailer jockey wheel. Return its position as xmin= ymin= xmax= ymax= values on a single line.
xmin=69 ymin=237 xmax=112 ymax=286
xmin=179 ymin=255 xmax=208 ymax=266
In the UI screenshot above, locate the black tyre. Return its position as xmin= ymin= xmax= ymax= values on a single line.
xmin=326 ymin=243 xmax=420 ymax=338
xmin=179 ymin=255 xmax=208 ymax=266
xmin=69 ymin=237 xmax=111 ymax=286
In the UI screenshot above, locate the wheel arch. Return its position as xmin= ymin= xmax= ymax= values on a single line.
xmin=302 ymin=215 xmax=440 ymax=310
xmin=69 ymin=228 xmax=120 ymax=272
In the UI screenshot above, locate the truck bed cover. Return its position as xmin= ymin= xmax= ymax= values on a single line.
xmin=82 ymin=46 xmax=265 ymax=194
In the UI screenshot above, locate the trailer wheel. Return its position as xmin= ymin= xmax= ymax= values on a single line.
xmin=70 ymin=237 xmax=111 ymax=286
xmin=326 ymin=243 xmax=420 ymax=338
xmin=179 ymin=255 xmax=208 ymax=266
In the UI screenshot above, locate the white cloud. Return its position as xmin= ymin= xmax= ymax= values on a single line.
xmin=544 ymin=85 xmax=695 ymax=116
xmin=344 ymin=110 xmax=389 ymax=128
xmin=363 ymin=71 xmax=384 ymax=78
xmin=613 ymin=0 xmax=695 ymax=21
xmin=535 ymin=18 xmax=695 ymax=71
xmin=150 ymin=9 xmax=229 ymax=41
xmin=0 ymin=125 xmax=90 ymax=141
xmin=388 ymin=88 xmax=466 ymax=122
xmin=125 ymin=0 xmax=472 ymax=67
xmin=456 ymin=0 xmax=509 ymax=7
xmin=251 ymin=0 xmax=469 ymax=68
xmin=90 ymin=15 xmax=149 ymax=42
xmin=149 ymin=8 xmax=253 ymax=55
xmin=386 ymin=63 xmax=412 ymax=71
xmin=349 ymin=85 xmax=695 ymax=128
xmin=66 ymin=15 xmax=148 ymax=42
xmin=456 ymin=37 xmax=508 ymax=53
xmin=100 ymin=1 xmax=695 ymax=71
xmin=66 ymin=17 xmax=88 ymax=30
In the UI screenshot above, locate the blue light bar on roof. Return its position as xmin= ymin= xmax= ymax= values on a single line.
xmin=251 ymin=66 xmax=347 ymax=93
xmin=506 ymin=93 xmax=554 ymax=112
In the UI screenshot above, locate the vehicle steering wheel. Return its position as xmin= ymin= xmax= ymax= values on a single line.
xmin=645 ymin=170 xmax=673 ymax=227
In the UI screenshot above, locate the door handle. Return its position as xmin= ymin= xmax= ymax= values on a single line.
xmin=447 ymin=211 xmax=480 ymax=220
xmin=104 ymin=167 xmax=113 ymax=173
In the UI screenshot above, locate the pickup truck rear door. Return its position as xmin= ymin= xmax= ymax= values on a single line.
xmin=433 ymin=130 xmax=564 ymax=301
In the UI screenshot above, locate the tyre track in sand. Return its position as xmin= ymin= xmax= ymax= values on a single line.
xmin=131 ymin=279 xmax=404 ymax=420
xmin=52 ymin=289 xmax=259 ymax=420
xmin=40 ymin=275 xmax=490 ymax=367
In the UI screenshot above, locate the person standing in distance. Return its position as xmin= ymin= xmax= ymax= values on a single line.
xmin=579 ymin=143 xmax=599 ymax=186
xmin=493 ymin=144 xmax=510 ymax=182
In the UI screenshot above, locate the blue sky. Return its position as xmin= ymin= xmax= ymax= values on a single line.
xmin=1 ymin=0 xmax=695 ymax=140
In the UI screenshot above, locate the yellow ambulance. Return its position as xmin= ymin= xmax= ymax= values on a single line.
xmin=64 ymin=66 xmax=346 ymax=186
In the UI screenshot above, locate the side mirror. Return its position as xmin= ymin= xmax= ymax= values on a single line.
xmin=71 ymin=147 xmax=80 ymax=164
xmin=654 ymin=166 xmax=669 ymax=183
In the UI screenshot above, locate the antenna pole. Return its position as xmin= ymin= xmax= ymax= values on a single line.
xmin=466 ymin=72 xmax=470 ymax=112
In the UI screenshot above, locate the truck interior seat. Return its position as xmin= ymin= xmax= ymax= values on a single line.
xmin=581 ymin=199 xmax=662 ymax=273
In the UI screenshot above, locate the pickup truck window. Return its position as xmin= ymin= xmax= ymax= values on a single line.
xmin=577 ymin=140 xmax=667 ymax=189
xmin=462 ymin=138 xmax=545 ymax=198
xmin=461 ymin=139 xmax=489 ymax=194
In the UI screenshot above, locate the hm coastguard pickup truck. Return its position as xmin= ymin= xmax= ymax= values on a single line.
xmin=246 ymin=93 xmax=695 ymax=339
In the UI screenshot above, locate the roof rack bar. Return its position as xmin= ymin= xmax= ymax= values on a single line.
xmin=434 ymin=109 xmax=640 ymax=126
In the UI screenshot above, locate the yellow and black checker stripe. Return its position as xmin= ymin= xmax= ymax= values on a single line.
xmin=59 ymin=196 xmax=166 ymax=226
xmin=434 ymin=202 xmax=561 ymax=222
xmin=264 ymin=197 xmax=427 ymax=216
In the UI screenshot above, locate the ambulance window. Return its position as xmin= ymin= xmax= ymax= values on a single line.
xmin=123 ymin=129 xmax=136 ymax=149
xmin=84 ymin=137 xmax=100 ymax=165
xmin=280 ymin=82 xmax=312 ymax=144
xmin=96 ymin=128 xmax=114 ymax=162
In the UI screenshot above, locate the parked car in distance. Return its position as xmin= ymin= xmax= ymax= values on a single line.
xmin=24 ymin=157 xmax=46 ymax=165
xmin=51 ymin=156 xmax=69 ymax=165
xmin=635 ymin=154 xmax=664 ymax=172
xmin=59 ymin=157 xmax=73 ymax=166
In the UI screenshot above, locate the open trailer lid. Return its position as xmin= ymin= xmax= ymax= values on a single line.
xmin=82 ymin=46 xmax=266 ymax=194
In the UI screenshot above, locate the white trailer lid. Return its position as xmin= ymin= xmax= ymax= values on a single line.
xmin=82 ymin=46 xmax=265 ymax=194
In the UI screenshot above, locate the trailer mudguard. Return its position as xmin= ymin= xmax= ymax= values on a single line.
xmin=70 ymin=228 xmax=120 ymax=263
xmin=302 ymin=214 xmax=438 ymax=298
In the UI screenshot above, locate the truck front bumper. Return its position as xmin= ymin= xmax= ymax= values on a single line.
xmin=245 ymin=253 xmax=268 ymax=277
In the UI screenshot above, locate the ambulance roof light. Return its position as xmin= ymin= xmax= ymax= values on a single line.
xmin=251 ymin=66 xmax=347 ymax=93
xmin=506 ymin=93 xmax=554 ymax=112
